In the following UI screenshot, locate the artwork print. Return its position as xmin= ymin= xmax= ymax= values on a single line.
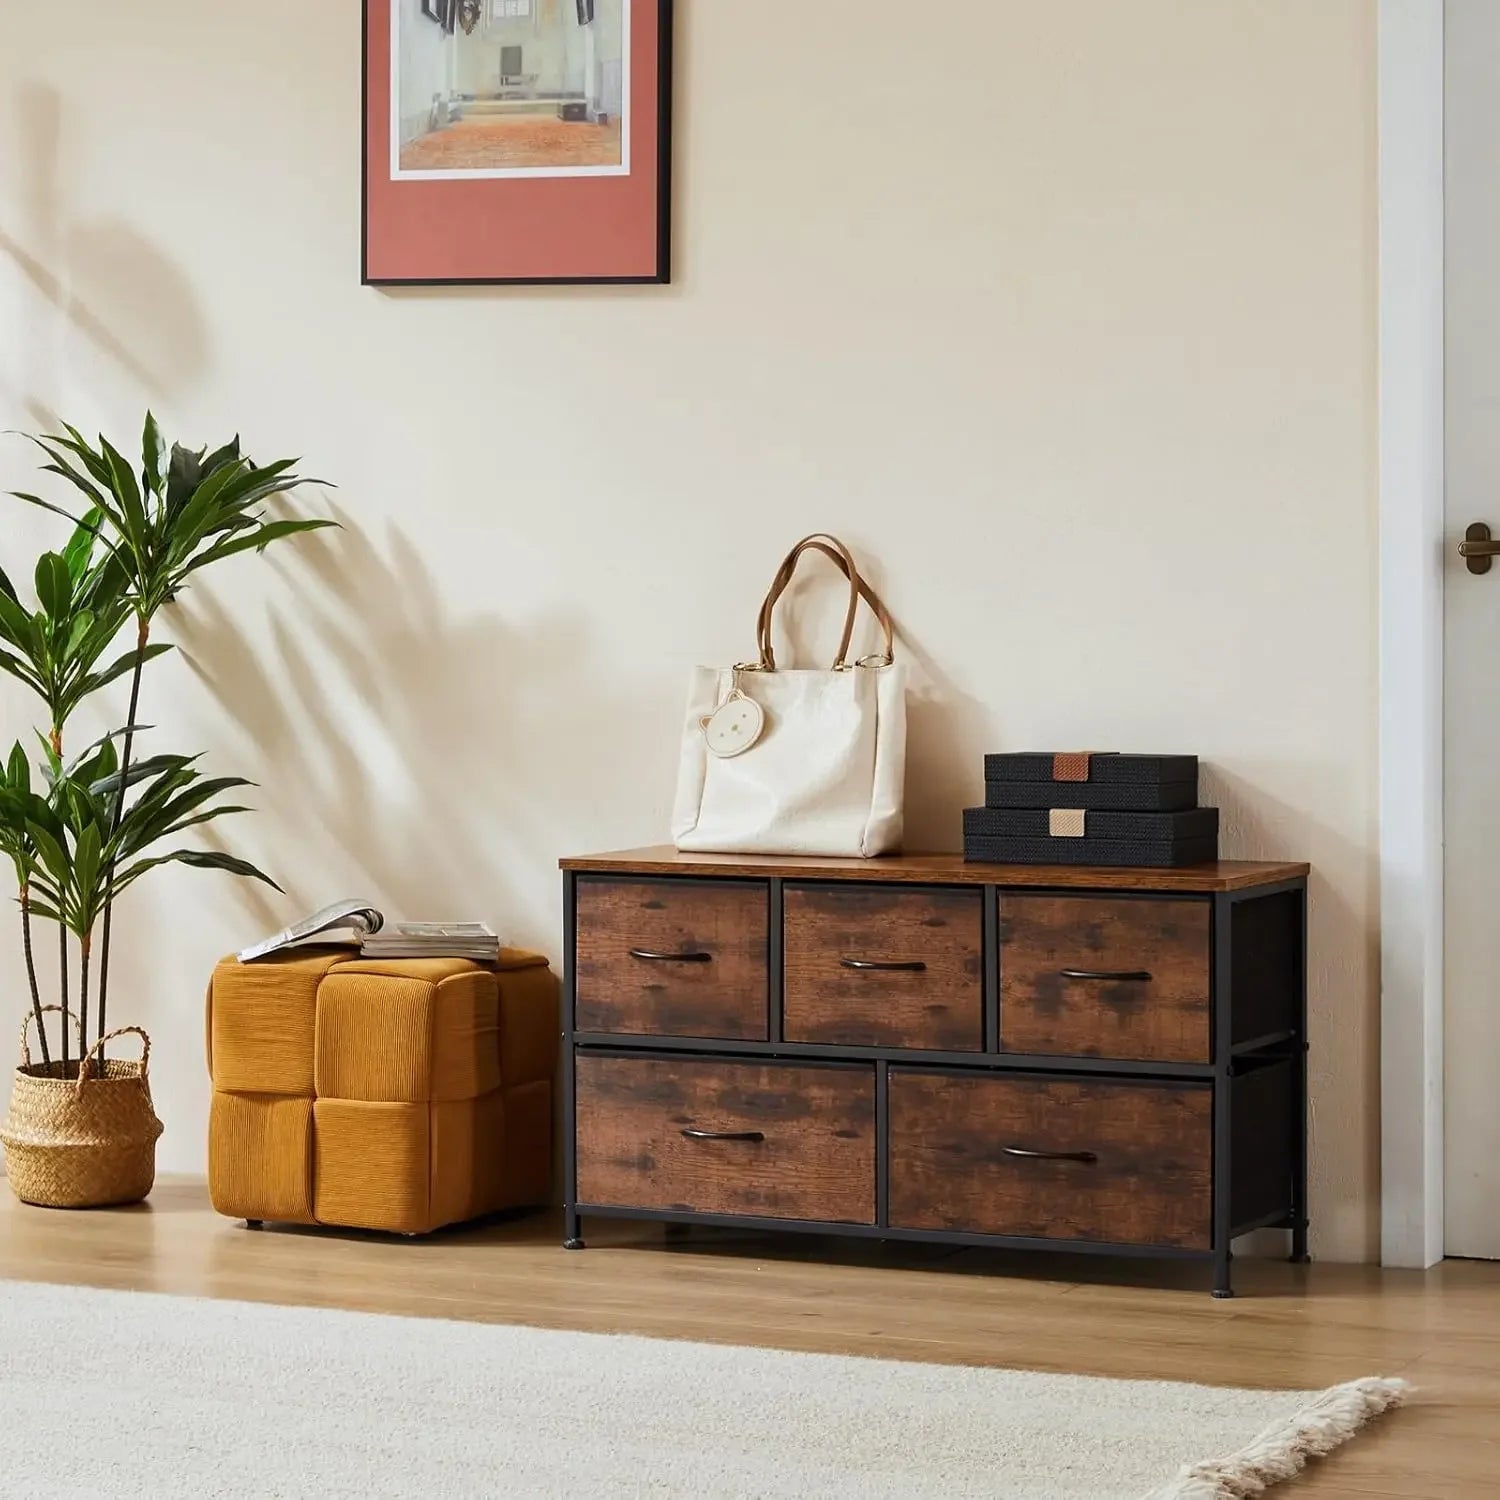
xmin=364 ymin=0 xmax=671 ymax=284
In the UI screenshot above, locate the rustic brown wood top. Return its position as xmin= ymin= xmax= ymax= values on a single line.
xmin=560 ymin=847 xmax=1309 ymax=893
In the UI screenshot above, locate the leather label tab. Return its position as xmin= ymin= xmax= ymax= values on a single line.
xmin=1049 ymin=809 xmax=1087 ymax=838
xmin=1053 ymin=752 xmax=1091 ymax=783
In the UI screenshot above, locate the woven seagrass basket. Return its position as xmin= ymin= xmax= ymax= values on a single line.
xmin=0 ymin=1006 xmax=163 ymax=1209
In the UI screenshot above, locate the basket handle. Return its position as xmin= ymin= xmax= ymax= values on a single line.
xmin=76 ymin=1026 xmax=151 ymax=1095
xmin=19 ymin=1005 xmax=81 ymax=1069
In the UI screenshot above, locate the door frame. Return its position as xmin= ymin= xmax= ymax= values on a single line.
xmin=1378 ymin=0 xmax=1445 ymax=1269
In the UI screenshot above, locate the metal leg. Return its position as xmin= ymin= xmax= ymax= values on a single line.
xmin=562 ymin=874 xmax=583 ymax=1253
xmin=1211 ymin=893 xmax=1235 ymax=1300
xmin=1212 ymin=1248 xmax=1235 ymax=1299
xmin=1289 ymin=882 xmax=1311 ymax=1265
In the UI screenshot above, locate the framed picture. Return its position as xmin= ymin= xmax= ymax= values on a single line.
xmin=364 ymin=0 xmax=673 ymax=286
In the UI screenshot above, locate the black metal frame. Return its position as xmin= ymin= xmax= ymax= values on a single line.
xmin=1211 ymin=891 xmax=1235 ymax=1297
xmin=561 ymin=868 xmax=1311 ymax=1294
xmin=362 ymin=0 xmax=674 ymax=287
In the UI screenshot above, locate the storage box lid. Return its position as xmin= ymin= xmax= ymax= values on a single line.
xmin=983 ymin=752 xmax=1199 ymax=786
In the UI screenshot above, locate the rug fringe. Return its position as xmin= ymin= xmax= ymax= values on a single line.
xmin=1144 ymin=1376 xmax=1410 ymax=1499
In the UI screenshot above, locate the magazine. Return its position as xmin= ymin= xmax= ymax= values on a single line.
xmin=238 ymin=904 xmax=501 ymax=964
xmin=237 ymin=900 xmax=384 ymax=962
xmin=361 ymin=922 xmax=500 ymax=961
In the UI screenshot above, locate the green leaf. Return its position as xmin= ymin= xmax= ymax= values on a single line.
xmin=9 ymin=489 xmax=88 ymax=528
xmin=76 ymin=548 xmax=129 ymax=608
xmin=166 ymin=457 xmax=254 ymax=551
xmin=114 ymin=775 xmax=253 ymax=855
xmin=0 ymin=651 xmax=43 ymax=695
xmin=164 ymin=443 xmax=205 ymax=519
xmin=157 ymin=806 xmax=253 ymax=836
xmin=63 ymin=608 xmax=95 ymax=660
xmin=142 ymin=412 xmax=166 ymax=499
xmin=185 ymin=518 xmax=337 ymax=573
xmin=203 ymin=437 xmax=242 ymax=472
xmin=55 ymin=727 xmax=155 ymax=785
xmin=0 ymin=563 xmax=16 ymax=602
xmin=10 ymin=492 xmax=130 ymax=573
xmin=33 ymin=553 xmax=71 ymax=619
xmin=24 ymin=896 xmax=64 ymax=925
xmin=62 ymin=513 xmax=100 ymax=582
xmin=75 ymin=822 xmax=102 ymax=901
xmin=31 ymin=443 xmax=113 ymax=515
xmin=25 ymin=822 xmax=69 ymax=888
xmin=115 ymin=848 xmax=282 ymax=894
xmin=81 ymin=642 xmax=173 ymax=696
xmin=88 ymin=752 xmax=193 ymax=800
xmin=54 ymin=426 xmax=115 ymax=488
xmin=0 ymin=589 xmax=39 ymax=650
xmin=98 ymin=434 xmax=147 ymax=547
xmin=7 ymin=744 xmax=30 ymax=795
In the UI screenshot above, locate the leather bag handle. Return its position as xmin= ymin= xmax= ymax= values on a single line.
xmin=753 ymin=534 xmax=896 ymax=672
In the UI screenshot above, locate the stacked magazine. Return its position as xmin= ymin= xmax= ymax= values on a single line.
xmin=360 ymin=922 xmax=500 ymax=961
xmin=238 ymin=901 xmax=500 ymax=964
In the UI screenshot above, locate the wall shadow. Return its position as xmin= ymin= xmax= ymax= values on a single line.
xmin=1 ymin=81 xmax=207 ymax=406
xmin=171 ymin=503 xmax=635 ymax=957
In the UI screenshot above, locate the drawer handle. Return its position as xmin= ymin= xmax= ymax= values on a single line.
xmin=840 ymin=958 xmax=928 ymax=972
xmin=1058 ymin=968 xmax=1152 ymax=983
xmin=629 ymin=948 xmax=713 ymax=964
xmin=1003 ymin=1145 xmax=1099 ymax=1165
xmin=680 ymin=1128 xmax=766 ymax=1143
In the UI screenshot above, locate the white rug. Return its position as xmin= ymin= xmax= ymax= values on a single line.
xmin=0 ymin=1282 xmax=1403 ymax=1499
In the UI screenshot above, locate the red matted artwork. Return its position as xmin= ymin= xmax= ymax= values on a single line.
xmin=364 ymin=0 xmax=672 ymax=285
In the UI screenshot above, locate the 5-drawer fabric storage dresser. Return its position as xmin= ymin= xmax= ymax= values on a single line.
xmin=560 ymin=847 xmax=1310 ymax=1297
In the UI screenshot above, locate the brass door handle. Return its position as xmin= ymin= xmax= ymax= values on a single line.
xmin=1460 ymin=522 xmax=1500 ymax=574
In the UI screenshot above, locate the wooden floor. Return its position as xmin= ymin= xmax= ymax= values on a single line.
xmin=2 ymin=1182 xmax=1497 ymax=1498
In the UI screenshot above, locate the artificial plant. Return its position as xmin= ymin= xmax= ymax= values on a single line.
xmin=0 ymin=415 xmax=334 ymax=1074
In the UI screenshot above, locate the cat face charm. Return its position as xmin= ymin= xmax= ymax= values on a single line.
xmin=701 ymin=692 xmax=765 ymax=759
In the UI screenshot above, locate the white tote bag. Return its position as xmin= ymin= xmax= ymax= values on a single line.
xmin=672 ymin=535 xmax=906 ymax=857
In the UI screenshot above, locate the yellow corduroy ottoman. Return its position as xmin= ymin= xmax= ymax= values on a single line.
xmin=205 ymin=949 xmax=557 ymax=1235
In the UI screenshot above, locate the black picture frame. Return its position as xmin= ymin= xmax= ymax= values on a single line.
xmin=421 ymin=0 xmax=454 ymax=31
xmin=363 ymin=0 xmax=674 ymax=287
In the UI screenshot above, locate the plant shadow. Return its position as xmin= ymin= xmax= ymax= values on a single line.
xmin=168 ymin=505 xmax=635 ymax=956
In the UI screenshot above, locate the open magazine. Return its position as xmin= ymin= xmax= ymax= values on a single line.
xmin=237 ymin=900 xmax=385 ymax=962
xmin=237 ymin=902 xmax=501 ymax=964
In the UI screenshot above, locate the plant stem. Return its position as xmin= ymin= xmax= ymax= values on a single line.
xmin=58 ymin=921 xmax=69 ymax=1076
xmin=19 ymin=885 xmax=51 ymax=1069
xmin=95 ymin=616 xmax=149 ymax=1063
xmin=51 ymin=725 xmax=68 ymax=1074
xmin=78 ymin=928 xmax=89 ymax=1071
xmin=78 ymin=933 xmax=92 ymax=1080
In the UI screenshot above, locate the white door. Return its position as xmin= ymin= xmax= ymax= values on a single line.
xmin=1445 ymin=0 xmax=1500 ymax=1259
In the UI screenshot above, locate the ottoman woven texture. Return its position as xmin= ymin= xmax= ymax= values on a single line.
xmin=206 ymin=949 xmax=557 ymax=1234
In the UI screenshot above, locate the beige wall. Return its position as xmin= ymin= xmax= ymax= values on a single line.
xmin=0 ymin=1 xmax=1379 ymax=1259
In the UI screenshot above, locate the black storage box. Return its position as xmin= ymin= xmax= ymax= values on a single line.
xmin=963 ymin=805 xmax=1218 ymax=868
xmin=984 ymin=752 xmax=1198 ymax=812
